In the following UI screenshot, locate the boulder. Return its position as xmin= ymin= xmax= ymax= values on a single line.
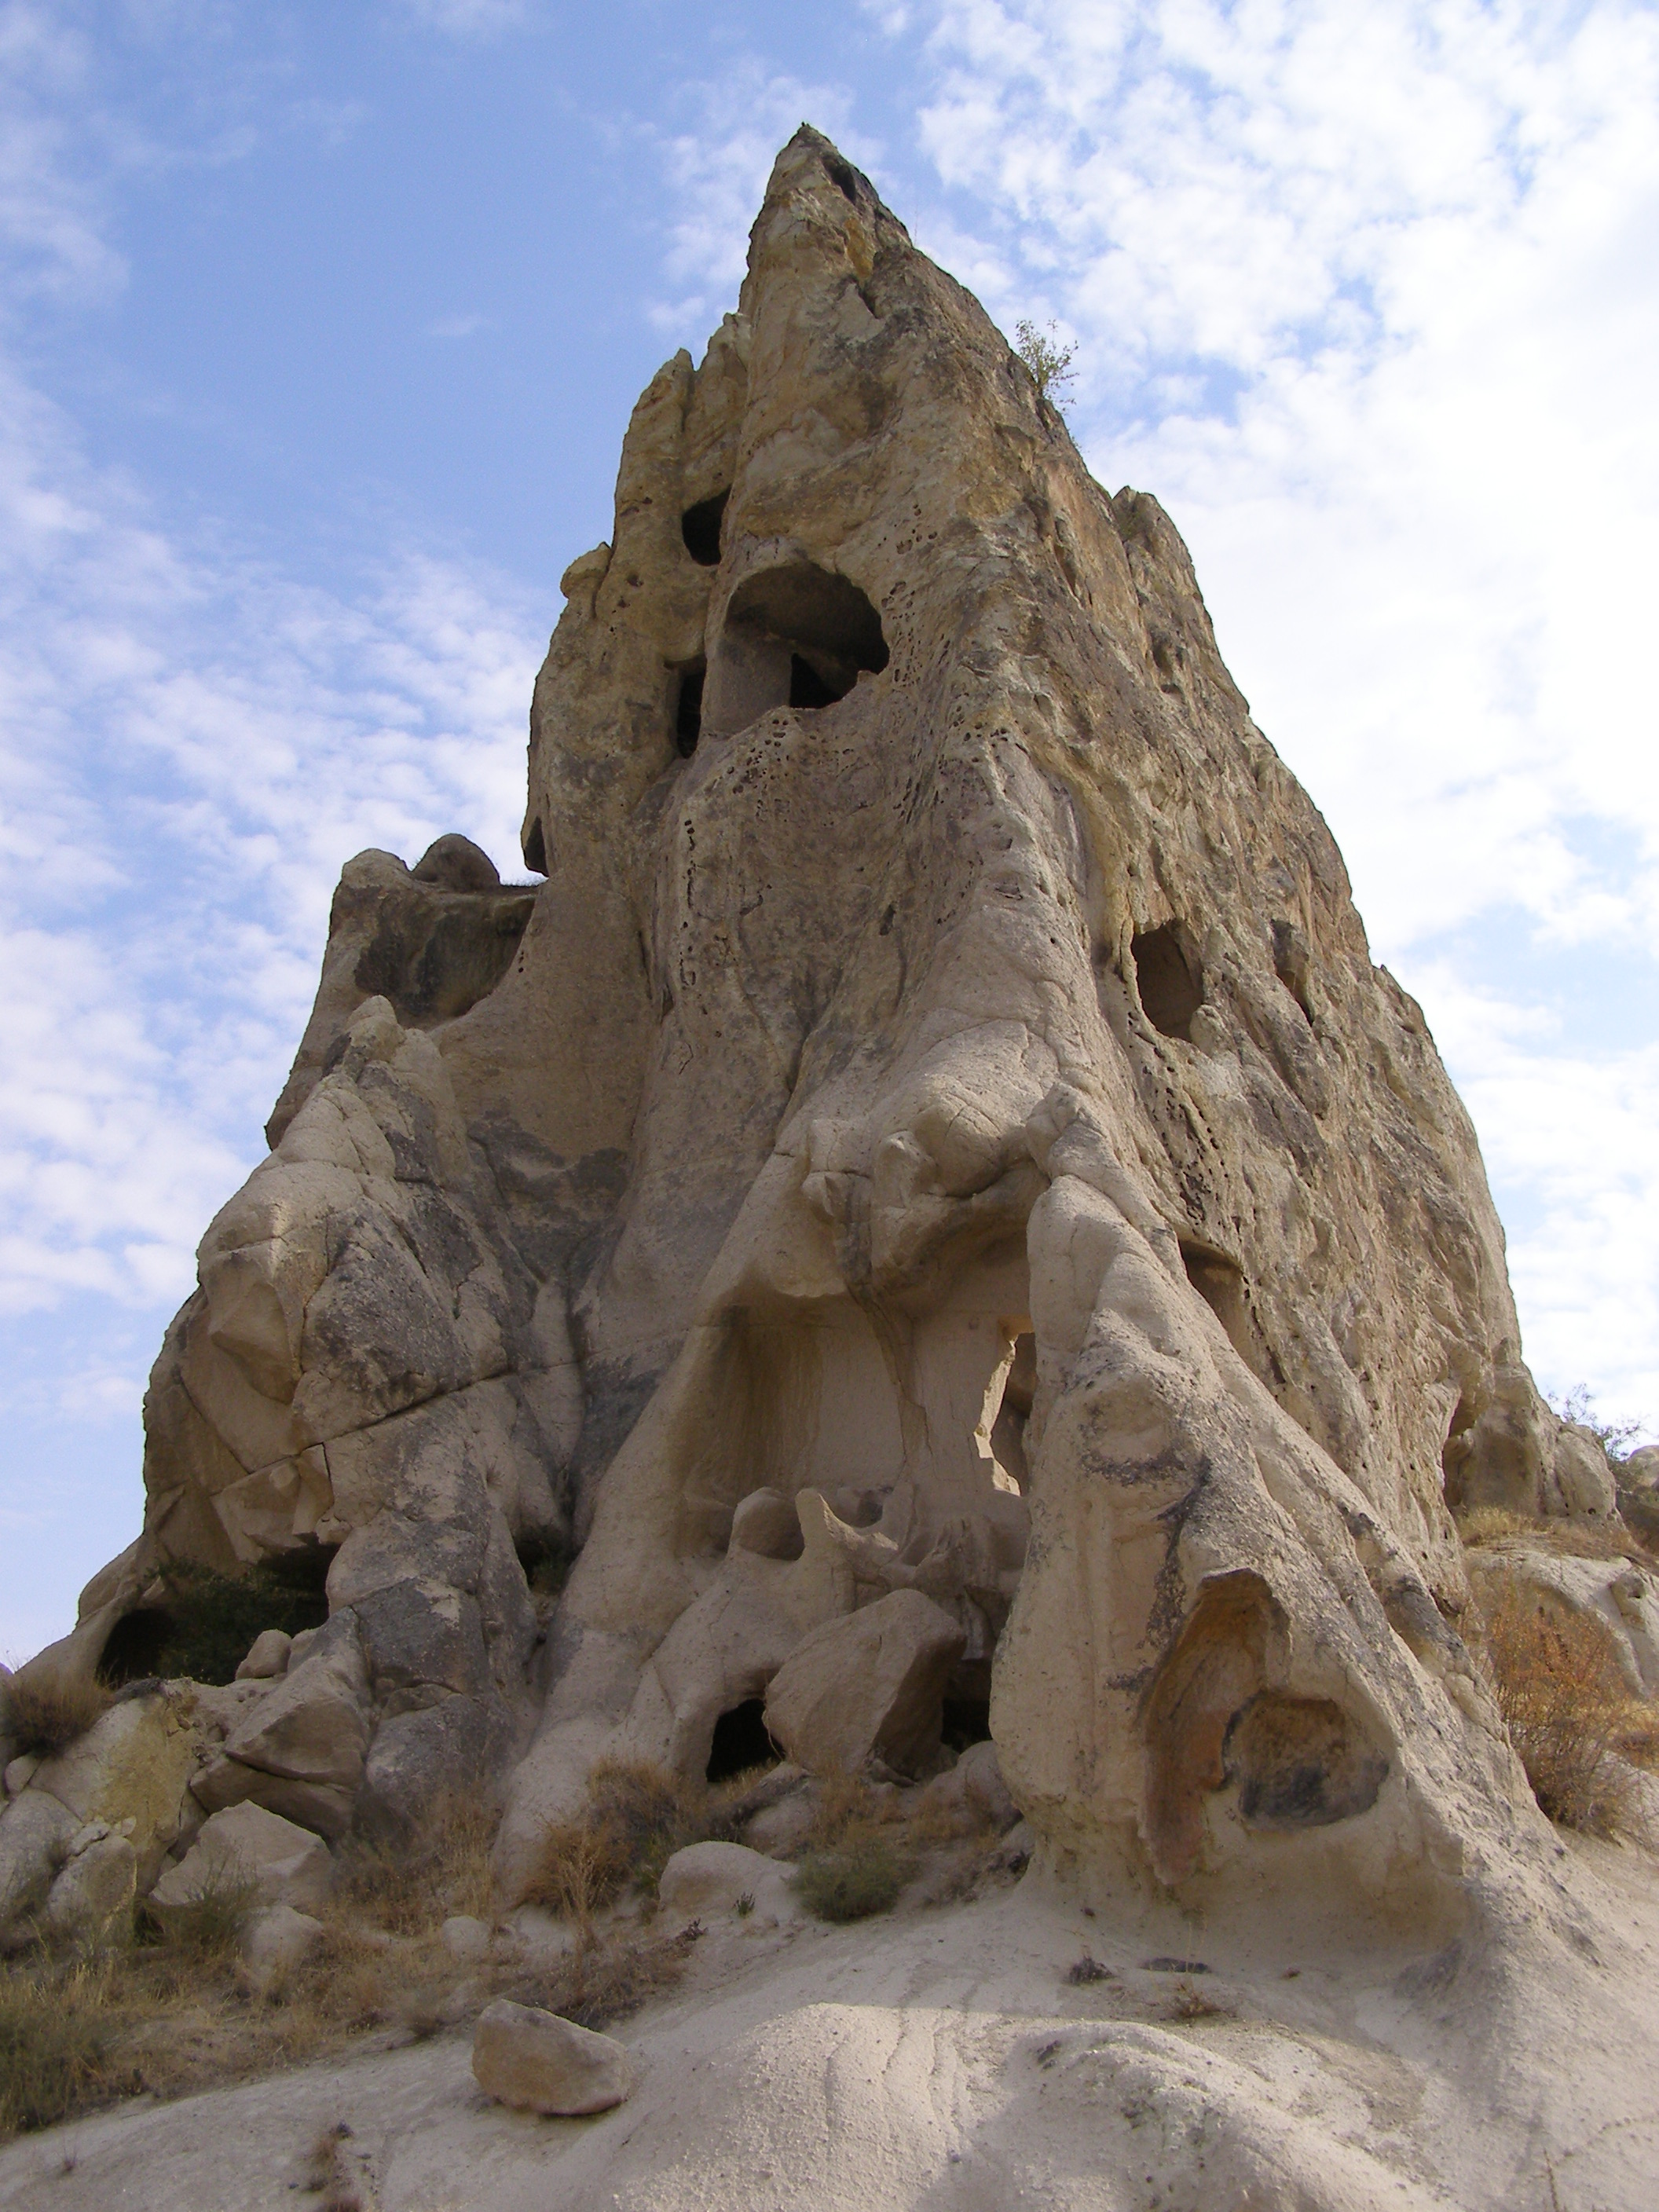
xmin=236 ymin=1629 xmax=293 ymax=1681
xmin=0 ymin=1789 xmax=78 ymax=1944
xmin=919 ymin=1740 xmax=1020 ymax=1835
xmin=27 ymin=1691 xmax=199 ymax=1885
xmin=441 ymin=1912 xmax=492 ymax=1964
xmin=150 ymin=1800 xmax=332 ymax=1916
xmin=471 ymin=1999 xmax=634 ymax=2116
xmin=240 ymin=1903 xmax=324 ymax=1982
xmin=657 ymin=1840 xmax=801 ymax=1925
xmin=4 ymin=1753 xmax=39 ymax=1797
xmin=222 ymin=1613 xmax=371 ymax=1804
xmin=764 ymin=1591 xmax=966 ymax=1778
xmin=43 ymin=1829 xmax=137 ymax=1940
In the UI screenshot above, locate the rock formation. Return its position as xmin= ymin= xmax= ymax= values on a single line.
xmin=2 ymin=127 xmax=1622 ymax=1943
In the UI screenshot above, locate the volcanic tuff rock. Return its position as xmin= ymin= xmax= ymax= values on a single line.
xmin=5 ymin=128 xmax=1617 ymax=1929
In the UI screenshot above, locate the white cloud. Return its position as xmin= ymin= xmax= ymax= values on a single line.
xmin=0 ymin=362 xmax=544 ymax=1323
xmin=646 ymin=64 xmax=882 ymax=340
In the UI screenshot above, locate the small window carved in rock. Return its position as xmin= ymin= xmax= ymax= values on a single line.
xmin=823 ymin=151 xmax=862 ymax=203
xmin=705 ymin=558 xmax=889 ymax=736
xmin=681 ymin=490 xmax=729 ymax=567
xmin=1131 ymin=923 xmax=1202 ymax=1040
xmin=1181 ymin=1244 xmax=1248 ymax=1351
xmin=676 ymin=661 xmax=705 ymax=757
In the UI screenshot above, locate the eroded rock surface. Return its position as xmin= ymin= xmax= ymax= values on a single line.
xmin=12 ymin=127 xmax=1620 ymax=1932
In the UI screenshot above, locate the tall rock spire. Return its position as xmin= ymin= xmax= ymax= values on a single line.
xmin=24 ymin=127 xmax=1607 ymax=1926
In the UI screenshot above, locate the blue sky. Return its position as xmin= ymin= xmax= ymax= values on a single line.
xmin=3 ymin=0 xmax=1657 ymax=1658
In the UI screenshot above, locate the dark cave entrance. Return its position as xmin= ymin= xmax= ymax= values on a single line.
xmin=675 ymin=661 xmax=706 ymax=757
xmin=681 ymin=490 xmax=729 ymax=568
xmin=1132 ymin=923 xmax=1203 ymax=1041
xmin=706 ymin=558 xmax=888 ymax=735
xmin=706 ymin=1697 xmax=779 ymax=1783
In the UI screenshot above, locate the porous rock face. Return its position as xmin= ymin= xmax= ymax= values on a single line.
xmin=26 ymin=130 xmax=1607 ymax=1917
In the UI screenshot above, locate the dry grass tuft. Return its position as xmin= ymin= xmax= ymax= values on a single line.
xmin=1459 ymin=1508 xmax=1658 ymax=1570
xmin=0 ymin=1957 xmax=141 ymax=2138
xmin=141 ymin=1865 xmax=257 ymax=1966
xmin=304 ymin=2122 xmax=362 ymax=2211
xmin=790 ymin=1772 xmax=914 ymax=1923
xmin=1168 ymin=1978 xmax=1234 ymax=2022
xmin=526 ymin=1760 xmax=727 ymax=1926
xmin=507 ymin=1921 xmax=704 ymax=2031
xmin=1483 ymin=1582 xmax=1647 ymax=1837
xmin=1 ymin=1671 xmax=113 ymax=1757
xmin=335 ymin=1791 xmax=499 ymax=1935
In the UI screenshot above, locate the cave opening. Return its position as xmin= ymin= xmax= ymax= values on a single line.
xmin=706 ymin=1697 xmax=778 ymax=1782
xmin=681 ymin=490 xmax=729 ymax=568
xmin=98 ymin=1606 xmax=173 ymax=1686
xmin=522 ymin=815 xmax=548 ymax=876
xmin=1132 ymin=923 xmax=1203 ymax=1041
xmin=943 ymin=1697 xmax=993 ymax=1752
xmin=676 ymin=661 xmax=705 ymax=757
xmin=705 ymin=558 xmax=888 ymax=735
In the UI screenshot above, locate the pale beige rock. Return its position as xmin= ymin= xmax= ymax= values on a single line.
xmin=150 ymin=1801 xmax=332 ymax=1916
xmin=236 ymin=1629 xmax=292 ymax=1681
xmin=49 ymin=128 xmax=1606 ymax=1921
xmin=240 ymin=1903 xmax=324 ymax=1982
xmin=920 ymin=1740 xmax=1020 ymax=1835
xmin=2 ymin=1754 xmax=38 ymax=1797
xmin=657 ymin=1840 xmax=801 ymax=1925
xmin=27 ymin=1693 xmax=198 ymax=1886
xmin=471 ymin=1999 xmax=634 ymax=2115
xmin=440 ymin=1913 xmax=491 ymax=1964
xmin=0 ymin=1789 xmax=77 ymax=1944
xmin=43 ymin=1830 xmax=137 ymax=1939
xmin=764 ymin=1590 xmax=966 ymax=1778
xmin=222 ymin=1614 xmax=371 ymax=1796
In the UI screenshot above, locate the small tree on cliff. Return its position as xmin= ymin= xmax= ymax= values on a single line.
xmin=1015 ymin=318 xmax=1077 ymax=407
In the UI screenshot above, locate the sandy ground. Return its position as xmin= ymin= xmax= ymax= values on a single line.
xmin=3 ymin=1835 xmax=1656 ymax=2212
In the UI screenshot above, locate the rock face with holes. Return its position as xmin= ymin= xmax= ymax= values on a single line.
xmin=21 ymin=128 xmax=1607 ymax=1924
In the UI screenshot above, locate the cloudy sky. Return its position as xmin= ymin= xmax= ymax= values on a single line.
xmin=2 ymin=0 xmax=1656 ymax=1657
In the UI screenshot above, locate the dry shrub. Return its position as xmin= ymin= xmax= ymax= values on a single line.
xmin=1615 ymin=1702 xmax=1659 ymax=1773
xmin=507 ymin=1921 xmax=703 ymax=2031
xmin=336 ymin=1791 xmax=499 ymax=1935
xmin=793 ymin=1771 xmax=914 ymax=1923
xmin=794 ymin=1837 xmax=910 ymax=1922
xmin=143 ymin=1866 xmax=258 ymax=1966
xmin=526 ymin=1760 xmax=723 ymax=1925
xmin=1484 ymin=1583 xmax=1642 ymax=1837
xmin=0 ymin=1957 xmax=140 ymax=2139
xmin=1 ymin=1670 xmax=113 ymax=1757
xmin=1460 ymin=1508 xmax=1657 ymax=1570
xmin=305 ymin=2122 xmax=362 ymax=2212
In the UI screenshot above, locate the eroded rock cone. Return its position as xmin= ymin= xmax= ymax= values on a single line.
xmin=24 ymin=126 xmax=1614 ymax=1936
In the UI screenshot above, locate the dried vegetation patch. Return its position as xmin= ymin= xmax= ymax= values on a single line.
xmin=525 ymin=1760 xmax=738 ymax=1927
xmin=0 ymin=1672 xmax=114 ymax=1757
xmin=1459 ymin=1507 xmax=1658 ymax=1569
xmin=0 ymin=1798 xmax=506 ymax=2144
xmin=1481 ymin=1583 xmax=1652 ymax=1838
